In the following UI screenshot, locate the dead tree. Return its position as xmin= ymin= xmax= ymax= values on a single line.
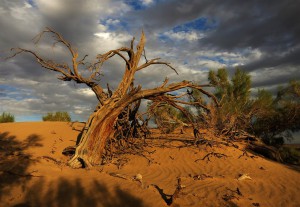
xmin=9 ymin=27 xmax=218 ymax=168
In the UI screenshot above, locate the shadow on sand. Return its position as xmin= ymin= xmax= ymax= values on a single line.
xmin=245 ymin=144 xmax=300 ymax=172
xmin=13 ymin=177 xmax=147 ymax=207
xmin=0 ymin=131 xmax=147 ymax=207
xmin=0 ymin=132 xmax=43 ymax=201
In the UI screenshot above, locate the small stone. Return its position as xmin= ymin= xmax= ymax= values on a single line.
xmin=134 ymin=173 xmax=143 ymax=181
xmin=238 ymin=173 xmax=252 ymax=181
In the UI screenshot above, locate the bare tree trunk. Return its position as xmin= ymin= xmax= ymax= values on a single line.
xmin=68 ymin=98 xmax=127 ymax=168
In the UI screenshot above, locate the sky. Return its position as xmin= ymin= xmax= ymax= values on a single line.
xmin=0 ymin=0 xmax=299 ymax=137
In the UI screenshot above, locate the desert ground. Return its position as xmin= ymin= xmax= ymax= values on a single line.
xmin=0 ymin=122 xmax=299 ymax=207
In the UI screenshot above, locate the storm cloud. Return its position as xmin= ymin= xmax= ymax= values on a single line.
xmin=0 ymin=0 xmax=299 ymax=121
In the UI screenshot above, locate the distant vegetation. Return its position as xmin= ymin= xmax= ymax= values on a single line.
xmin=280 ymin=145 xmax=300 ymax=165
xmin=149 ymin=68 xmax=300 ymax=148
xmin=149 ymin=103 xmax=181 ymax=133
xmin=208 ymin=69 xmax=300 ymax=146
xmin=42 ymin=111 xmax=71 ymax=122
xmin=0 ymin=112 xmax=15 ymax=123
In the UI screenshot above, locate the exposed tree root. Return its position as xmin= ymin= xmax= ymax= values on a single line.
xmin=238 ymin=150 xmax=257 ymax=159
xmin=195 ymin=152 xmax=228 ymax=162
xmin=153 ymin=177 xmax=185 ymax=206
xmin=169 ymin=178 xmax=184 ymax=206
xmin=38 ymin=156 xmax=62 ymax=165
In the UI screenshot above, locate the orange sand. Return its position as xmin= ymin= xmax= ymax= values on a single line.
xmin=0 ymin=122 xmax=299 ymax=207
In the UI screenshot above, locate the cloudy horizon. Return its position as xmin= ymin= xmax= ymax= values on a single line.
xmin=1 ymin=0 xmax=299 ymax=137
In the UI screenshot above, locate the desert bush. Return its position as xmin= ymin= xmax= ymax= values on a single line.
xmin=0 ymin=112 xmax=15 ymax=123
xmin=147 ymin=103 xmax=181 ymax=133
xmin=42 ymin=111 xmax=71 ymax=122
xmin=252 ymin=81 xmax=300 ymax=146
xmin=279 ymin=146 xmax=300 ymax=165
xmin=203 ymin=68 xmax=300 ymax=148
xmin=207 ymin=68 xmax=252 ymax=137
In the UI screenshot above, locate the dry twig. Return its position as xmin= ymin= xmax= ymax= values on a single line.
xmin=195 ymin=152 xmax=228 ymax=162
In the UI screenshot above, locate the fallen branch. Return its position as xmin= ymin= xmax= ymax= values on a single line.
xmin=195 ymin=139 xmax=220 ymax=148
xmin=152 ymin=177 xmax=185 ymax=206
xmin=140 ymin=153 xmax=159 ymax=166
xmin=111 ymin=157 xmax=129 ymax=169
xmin=195 ymin=152 xmax=228 ymax=162
xmin=169 ymin=177 xmax=184 ymax=205
xmin=38 ymin=156 xmax=63 ymax=165
xmin=108 ymin=172 xmax=130 ymax=180
xmin=238 ymin=150 xmax=257 ymax=159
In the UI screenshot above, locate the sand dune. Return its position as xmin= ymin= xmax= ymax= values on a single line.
xmin=0 ymin=122 xmax=299 ymax=207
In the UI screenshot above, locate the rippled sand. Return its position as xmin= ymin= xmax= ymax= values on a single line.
xmin=1 ymin=122 xmax=299 ymax=207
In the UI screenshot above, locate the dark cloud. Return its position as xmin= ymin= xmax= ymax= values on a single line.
xmin=131 ymin=0 xmax=300 ymax=75
xmin=251 ymin=67 xmax=300 ymax=89
xmin=133 ymin=0 xmax=300 ymax=50
xmin=202 ymin=1 xmax=300 ymax=50
xmin=0 ymin=0 xmax=299 ymax=122
xmin=129 ymin=0 xmax=205 ymax=33
xmin=244 ymin=48 xmax=300 ymax=71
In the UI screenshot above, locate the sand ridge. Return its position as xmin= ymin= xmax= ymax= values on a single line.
xmin=0 ymin=122 xmax=299 ymax=207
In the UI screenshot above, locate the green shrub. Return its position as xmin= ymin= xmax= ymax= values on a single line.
xmin=0 ymin=112 xmax=15 ymax=123
xmin=208 ymin=68 xmax=252 ymax=133
xmin=42 ymin=111 xmax=71 ymax=122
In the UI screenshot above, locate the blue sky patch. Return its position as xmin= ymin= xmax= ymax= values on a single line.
xmin=125 ymin=0 xmax=159 ymax=10
xmin=200 ymin=56 xmax=226 ymax=64
xmin=125 ymin=0 xmax=147 ymax=10
xmin=100 ymin=18 xmax=128 ymax=31
xmin=157 ymin=17 xmax=218 ymax=43
xmin=173 ymin=17 xmax=218 ymax=32
xmin=27 ymin=0 xmax=37 ymax=8
xmin=0 ymin=84 xmax=35 ymax=101
xmin=15 ymin=114 xmax=42 ymax=122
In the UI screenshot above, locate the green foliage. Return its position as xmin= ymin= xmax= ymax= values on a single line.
xmin=212 ymin=68 xmax=251 ymax=105
xmin=208 ymin=68 xmax=299 ymax=146
xmin=231 ymin=68 xmax=251 ymax=104
xmin=0 ymin=112 xmax=15 ymax=123
xmin=208 ymin=68 xmax=231 ymax=101
xmin=252 ymin=81 xmax=300 ymax=145
xmin=176 ymin=106 xmax=191 ymax=123
xmin=208 ymin=68 xmax=252 ymax=133
xmin=148 ymin=102 xmax=182 ymax=133
xmin=42 ymin=111 xmax=71 ymax=122
xmin=187 ymin=88 xmax=207 ymax=118
xmin=255 ymin=89 xmax=274 ymax=110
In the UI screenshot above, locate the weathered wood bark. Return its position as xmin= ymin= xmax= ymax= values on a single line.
xmin=69 ymin=101 xmax=123 ymax=168
xmin=8 ymin=27 xmax=219 ymax=168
